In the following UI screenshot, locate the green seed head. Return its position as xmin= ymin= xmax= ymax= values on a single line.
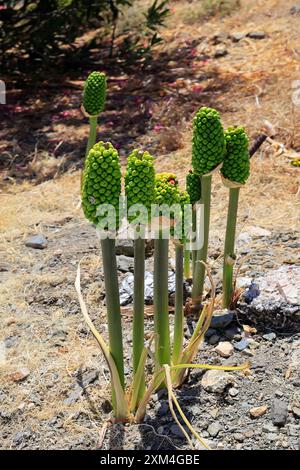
xmin=192 ymin=107 xmax=225 ymax=175
xmin=154 ymin=173 xmax=180 ymax=206
xmin=83 ymin=71 xmax=107 ymax=116
xmin=125 ymin=149 xmax=155 ymax=222
xmin=179 ymin=190 xmax=190 ymax=208
xmin=186 ymin=170 xmax=201 ymax=204
xmin=81 ymin=141 xmax=121 ymax=228
xmin=221 ymin=126 xmax=250 ymax=184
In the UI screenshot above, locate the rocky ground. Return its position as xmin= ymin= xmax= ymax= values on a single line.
xmin=0 ymin=0 xmax=300 ymax=451
xmin=0 ymin=214 xmax=299 ymax=450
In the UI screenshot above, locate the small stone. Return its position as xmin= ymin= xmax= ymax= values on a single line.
xmin=210 ymin=310 xmax=234 ymax=329
xmin=115 ymin=238 xmax=154 ymax=258
xmin=117 ymin=255 xmax=134 ymax=272
xmin=234 ymin=433 xmax=245 ymax=442
xmin=244 ymin=430 xmax=254 ymax=438
xmin=250 ymin=406 xmax=268 ymax=418
xmin=205 ymin=328 xmax=217 ymax=338
xmin=170 ymin=424 xmax=185 ymax=438
xmin=247 ymin=226 xmax=271 ymax=237
xmin=12 ymin=430 xmax=32 ymax=446
xmin=207 ymin=422 xmax=221 ymax=437
xmin=5 ymin=367 xmax=30 ymax=382
xmin=25 ymin=234 xmax=47 ymax=249
xmin=247 ymin=31 xmax=266 ymax=40
xmin=210 ymin=408 xmax=219 ymax=418
xmin=243 ymin=283 xmax=260 ymax=304
xmin=214 ymin=46 xmax=228 ymax=58
xmin=263 ymin=422 xmax=278 ymax=433
xmin=208 ymin=334 xmax=220 ymax=345
xmin=247 ymin=338 xmax=260 ymax=349
xmin=290 ymin=5 xmax=300 ymax=15
xmin=263 ymin=333 xmax=276 ymax=341
xmin=4 ymin=336 xmax=18 ymax=348
xmin=287 ymin=424 xmax=300 ymax=437
xmin=215 ymin=341 xmax=234 ymax=358
xmin=272 ymin=399 xmax=288 ymax=427
xmin=212 ymin=32 xmax=229 ymax=44
xmin=201 ymin=369 xmax=234 ymax=394
xmin=275 ymin=391 xmax=284 ymax=398
xmin=233 ymin=338 xmax=249 ymax=351
xmin=292 ymin=406 xmax=300 ymax=418
xmin=79 ymin=370 xmax=98 ymax=387
xmin=242 ymin=349 xmax=255 ymax=357
xmin=231 ymin=32 xmax=246 ymax=42
xmin=157 ymin=402 xmax=169 ymax=417
xmin=229 ymin=387 xmax=239 ymax=397
xmin=64 ymin=388 xmax=82 ymax=405
xmin=224 ymin=326 xmax=242 ymax=341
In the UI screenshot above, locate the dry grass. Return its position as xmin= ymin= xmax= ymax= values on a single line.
xmin=170 ymin=0 xmax=241 ymax=25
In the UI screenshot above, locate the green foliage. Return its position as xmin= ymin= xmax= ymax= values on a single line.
xmin=125 ymin=149 xmax=155 ymax=220
xmin=81 ymin=141 xmax=121 ymax=228
xmin=221 ymin=126 xmax=250 ymax=184
xmin=118 ymin=1 xmax=170 ymax=61
xmin=192 ymin=107 xmax=225 ymax=176
xmin=0 ymin=0 xmax=170 ymax=72
xmin=83 ymin=72 xmax=107 ymax=116
xmin=186 ymin=170 xmax=201 ymax=205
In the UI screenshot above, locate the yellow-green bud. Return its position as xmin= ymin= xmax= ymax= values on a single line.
xmin=83 ymin=71 xmax=107 ymax=116
xmin=221 ymin=126 xmax=250 ymax=184
xmin=192 ymin=107 xmax=225 ymax=175
xmin=81 ymin=141 xmax=121 ymax=228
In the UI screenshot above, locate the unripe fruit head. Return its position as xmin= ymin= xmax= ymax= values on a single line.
xmin=221 ymin=126 xmax=250 ymax=184
xmin=83 ymin=71 xmax=107 ymax=116
xmin=186 ymin=170 xmax=201 ymax=204
xmin=125 ymin=149 xmax=155 ymax=223
xmin=81 ymin=141 xmax=121 ymax=228
xmin=192 ymin=107 xmax=225 ymax=175
xmin=154 ymin=173 xmax=181 ymax=206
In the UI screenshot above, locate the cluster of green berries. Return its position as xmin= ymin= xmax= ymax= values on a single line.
xmin=154 ymin=173 xmax=181 ymax=206
xmin=125 ymin=150 xmax=155 ymax=222
xmin=83 ymin=71 xmax=107 ymax=116
xmin=81 ymin=141 xmax=121 ymax=228
xmin=192 ymin=107 xmax=225 ymax=175
xmin=179 ymin=190 xmax=190 ymax=208
xmin=221 ymin=126 xmax=250 ymax=184
xmin=186 ymin=170 xmax=201 ymax=204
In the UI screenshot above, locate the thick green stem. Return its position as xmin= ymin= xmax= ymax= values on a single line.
xmin=85 ymin=115 xmax=98 ymax=157
xmin=154 ymin=236 xmax=171 ymax=368
xmin=184 ymin=249 xmax=191 ymax=279
xmin=133 ymin=236 xmax=145 ymax=404
xmin=100 ymin=237 xmax=125 ymax=406
xmin=173 ymin=243 xmax=184 ymax=365
xmin=222 ymin=188 xmax=240 ymax=309
xmin=192 ymin=174 xmax=212 ymax=313
xmin=192 ymin=206 xmax=197 ymax=273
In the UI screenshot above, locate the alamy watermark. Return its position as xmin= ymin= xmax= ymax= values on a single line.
xmin=0 ymin=80 xmax=6 ymax=104
xmin=91 ymin=197 xmax=204 ymax=250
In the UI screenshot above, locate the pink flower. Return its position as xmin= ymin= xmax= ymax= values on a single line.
xmin=192 ymin=85 xmax=203 ymax=93
xmin=59 ymin=111 xmax=72 ymax=118
xmin=153 ymin=124 xmax=164 ymax=132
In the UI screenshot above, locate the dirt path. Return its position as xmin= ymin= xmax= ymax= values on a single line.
xmin=0 ymin=0 xmax=299 ymax=450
